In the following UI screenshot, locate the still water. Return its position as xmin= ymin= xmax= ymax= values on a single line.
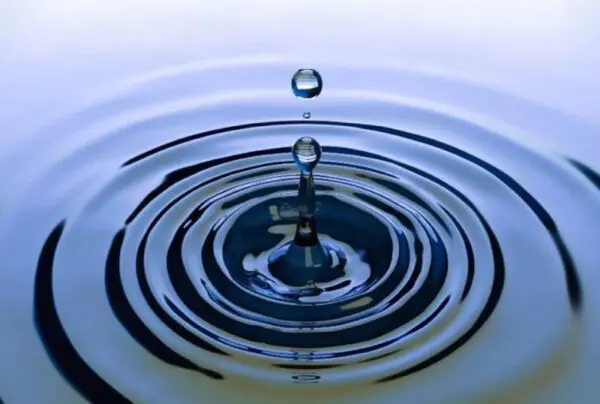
xmin=0 ymin=1 xmax=599 ymax=403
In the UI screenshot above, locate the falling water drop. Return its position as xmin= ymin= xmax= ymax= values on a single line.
xmin=291 ymin=69 xmax=323 ymax=99
xmin=303 ymin=112 xmax=311 ymax=119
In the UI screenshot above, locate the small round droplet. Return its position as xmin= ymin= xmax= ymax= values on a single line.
xmin=292 ymin=137 xmax=321 ymax=172
xmin=303 ymin=112 xmax=311 ymax=119
xmin=291 ymin=69 xmax=323 ymax=99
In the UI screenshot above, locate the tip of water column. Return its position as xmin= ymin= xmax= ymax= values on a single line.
xmin=292 ymin=136 xmax=322 ymax=173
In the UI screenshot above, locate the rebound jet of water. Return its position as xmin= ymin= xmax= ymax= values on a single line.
xmin=290 ymin=136 xmax=323 ymax=247
xmin=268 ymin=137 xmax=344 ymax=287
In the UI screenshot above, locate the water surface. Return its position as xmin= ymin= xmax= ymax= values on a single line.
xmin=0 ymin=2 xmax=599 ymax=404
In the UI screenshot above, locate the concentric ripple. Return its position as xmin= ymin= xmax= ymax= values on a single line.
xmin=0 ymin=58 xmax=598 ymax=404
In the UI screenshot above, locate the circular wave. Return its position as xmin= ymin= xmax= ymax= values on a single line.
xmin=0 ymin=58 xmax=596 ymax=403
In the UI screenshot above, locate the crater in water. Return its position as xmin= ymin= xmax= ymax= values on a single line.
xmin=0 ymin=58 xmax=598 ymax=404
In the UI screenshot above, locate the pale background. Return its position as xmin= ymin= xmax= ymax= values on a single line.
xmin=1 ymin=0 xmax=599 ymax=144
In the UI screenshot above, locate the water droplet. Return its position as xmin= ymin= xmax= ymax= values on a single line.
xmin=291 ymin=69 xmax=323 ymax=99
xmin=292 ymin=136 xmax=321 ymax=173
xmin=303 ymin=112 xmax=311 ymax=119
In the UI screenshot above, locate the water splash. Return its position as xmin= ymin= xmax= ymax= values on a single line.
xmin=268 ymin=137 xmax=347 ymax=288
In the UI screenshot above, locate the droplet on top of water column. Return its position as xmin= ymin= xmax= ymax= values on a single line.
xmin=292 ymin=136 xmax=322 ymax=173
xmin=291 ymin=69 xmax=323 ymax=99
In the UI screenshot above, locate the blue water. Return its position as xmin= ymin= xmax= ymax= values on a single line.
xmin=1 ymin=2 xmax=599 ymax=404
